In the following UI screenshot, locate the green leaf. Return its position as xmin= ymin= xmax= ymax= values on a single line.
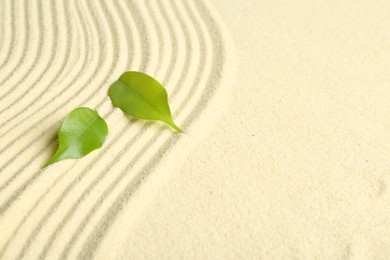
xmin=108 ymin=71 xmax=183 ymax=132
xmin=43 ymin=107 xmax=108 ymax=167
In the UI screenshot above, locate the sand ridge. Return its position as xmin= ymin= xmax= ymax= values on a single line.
xmin=0 ymin=0 xmax=234 ymax=259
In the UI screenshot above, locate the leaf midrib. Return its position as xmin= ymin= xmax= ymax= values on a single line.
xmin=117 ymin=80 xmax=167 ymax=119
xmin=62 ymin=114 xmax=100 ymax=146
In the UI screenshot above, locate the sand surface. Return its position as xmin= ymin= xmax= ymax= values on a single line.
xmin=0 ymin=0 xmax=390 ymax=259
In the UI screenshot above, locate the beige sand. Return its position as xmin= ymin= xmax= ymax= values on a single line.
xmin=0 ymin=0 xmax=390 ymax=259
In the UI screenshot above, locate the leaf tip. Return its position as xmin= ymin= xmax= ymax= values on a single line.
xmin=42 ymin=147 xmax=65 ymax=168
xmin=43 ymin=153 xmax=62 ymax=168
xmin=176 ymin=127 xmax=184 ymax=134
xmin=168 ymin=121 xmax=184 ymax=133
xmin=42 ymin=159 xmax=54 ymax=169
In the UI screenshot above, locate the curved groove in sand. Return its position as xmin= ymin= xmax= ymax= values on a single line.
xmin=0 ymin=0 xmax=91 ymax=173
xmin=0 ymin=0 xmax=14 ymax=68
xmin=0 ymin=0 xmax=122 ymax=194
xmin=0 ymin=0 xmax=140 ymax=256
xmin=0 ymin=2 xmax=80 ymax=214
xmin=0 ymin=1 xmax=25 ymax=75
xmin=48 ymin=2 xmax=194 ymax=258
xmin=0 ymin=0 xmax=232 ymax=259
xmin=0 ymin=1 xmax=57 ymax=121
xmin=0 ymin=0 xmax=72 ymax=133
xmin=13 ymin=0 xmax=123 ymax=258
xmin=77 ymin=1 xmax=225 ymax=257
xmin=0 ymin=0 xmax=154 ymax=205
xmin=37 ymin=2 xmax=161 ymax=256
xmin=0 ymin=1 xmax=48 ymax=111
xmin=0 ymin=0 xmax=89 ymax=136
xmin=0 ymin=0 xmax=95 ymax=199
xmin=0 ymin=0 xmax=42 ymax=101
xmin=65 ymin=0 xmax=212 ymax=258
xmin=0 ymin=0 xmax=87 ymax=137
xmin=0 ymin=0 xmax=145 ymax=218
xmin=0 ymin=0 xmax=10 ymax=65
xmin=0 ymin=0 xmax=123 ymax=166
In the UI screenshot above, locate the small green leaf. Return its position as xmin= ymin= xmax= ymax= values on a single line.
xmin=44 ymin=107 xmax=108 ymax=167
xmin=108 ymin=71 xmax=183 ymax=132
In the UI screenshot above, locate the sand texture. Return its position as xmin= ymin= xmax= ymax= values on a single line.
xmin=0 ymin=0 xmax=234 ymax=259
xmin=1 ymin=0 xmax=390 ymax=259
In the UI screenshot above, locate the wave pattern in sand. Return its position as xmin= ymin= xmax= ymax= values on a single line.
xmin=0 ymin=0 xmax=231 ymax=259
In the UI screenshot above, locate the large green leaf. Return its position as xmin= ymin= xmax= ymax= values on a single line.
xmin=108 ymin=71 xmax=183 ymax=132
xmin=44 ymin=107 xmax=108 ymax=167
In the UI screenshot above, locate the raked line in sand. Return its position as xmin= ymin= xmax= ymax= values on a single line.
xmin=0 ymin=0 xmax=235 ymax=259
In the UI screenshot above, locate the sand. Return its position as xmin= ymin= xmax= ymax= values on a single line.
xmin=0 ymin=0 xmax=389 ymax=259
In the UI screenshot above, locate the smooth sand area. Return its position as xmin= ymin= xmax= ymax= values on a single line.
xmin=0 ymin=0 xmax=390 ymax=259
